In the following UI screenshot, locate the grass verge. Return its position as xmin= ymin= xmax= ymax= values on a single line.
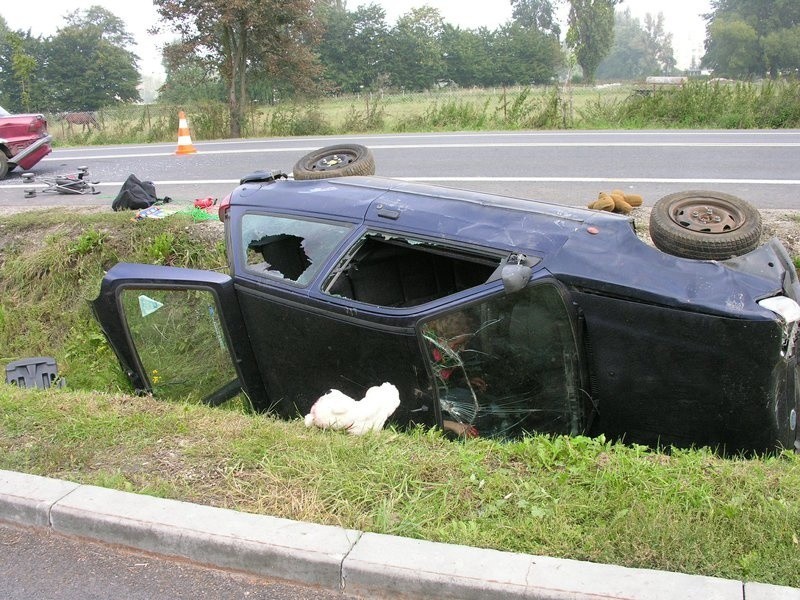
xmin=1 ymin=209 xmax=799 ymax=587
xmin=49 ymin=80 xmax=800 ymax=146
xmin=1 ymin=385 xmax=798 ymax=587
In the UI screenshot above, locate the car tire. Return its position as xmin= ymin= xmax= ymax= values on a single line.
xmin=292 ymin=144 xmax=375 ymax=180
xmin=0 ymin=153 xmax=9 ymax=180
xmin=649 ymin=190 xmax=763 ymax=260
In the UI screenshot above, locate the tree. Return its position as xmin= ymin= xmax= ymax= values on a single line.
xmin=0 ymin=20 xmax=48 ymax=113
xmin=702 ymin=0 xmax=800 ymax=77
xmin=702 ymin=18 xmax=762 ymax=77
xmin=43 ymin=7 xmax=140 ymax=111
xmin=566 ymin=0 xmax=621 ymax=83
xmin=509 ymin=0 xmax=561 ymax=37
xmin=440 ymin=25 xmax=495 ymax=87
xmin=493 ymin=24 xmax=563 ymax=85
xmin=153 ymin=0 xmax=323 ymax=138
xmin=387 ymin=7 xmax=446 ymax=91
xmin=707 ymin=0 xmax=800 ymax=38
xmin=7 ymin=33 xmax=38 ymax=112
xmin=763 ymin=26 xmax=800 ymax=75
xmin=317 ymin=2 xmax=389 ymax=93
xmin=643 ymin=13 xmax=676 ymax=74
xmin=596 ymin=9 xmax=656 ymax=80
xmin=157 ymin=42 xmax=226 ymax=104
xmin=64 ymin=5 xmax=135 ymax=48
xmin=597 ymin=9 xmax=675 ymax=80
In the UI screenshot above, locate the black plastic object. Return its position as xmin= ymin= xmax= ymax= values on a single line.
xmin=239 ymin=170 xmax=287 ymax=184
xmin=5 ymin=357 xmax=65 ymax=389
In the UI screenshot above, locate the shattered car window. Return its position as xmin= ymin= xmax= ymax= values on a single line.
xmin=324 ymin=233 xmax=501 ymax=307
xmin=242 ymin=214 xmax=353 ymax=286
xmin=421 ymin=283 xmax=583 ymax=439
xmin=120 ymin=288 xmax=241 ymax=403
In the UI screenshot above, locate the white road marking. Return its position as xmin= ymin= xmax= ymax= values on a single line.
xmin=399 ymin=177 xmax=800 ymax=185
xmin=4 ymin=176 xmax=800 ymax=189
xmin=41 ymin=140 xmax=800 ymax=162
xmin=45 ymin=129 xmax=800 ymax=154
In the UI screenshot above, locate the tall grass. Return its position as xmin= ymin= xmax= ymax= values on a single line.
xmin=607 ymin=80 xmax=800 ymax=129
xmin=0 ymin=211 xmax=227 ymax=390
xmin=1 ymin=386 xmax=798 ymax=587
xmin=47 ymin=79 xmax=800 ymax=146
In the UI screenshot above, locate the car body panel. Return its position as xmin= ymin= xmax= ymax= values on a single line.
xmin=0 ymin=106 xmax=53 ymax=174
xmin=93 ymin=175 xmax=800 ymax=454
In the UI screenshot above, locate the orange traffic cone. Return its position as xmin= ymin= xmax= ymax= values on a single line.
xmin=175 ymin=111 xmax=197 ymax=155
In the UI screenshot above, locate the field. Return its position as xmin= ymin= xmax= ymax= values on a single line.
xmin=47 ymin=79 xmax=800 ymax=146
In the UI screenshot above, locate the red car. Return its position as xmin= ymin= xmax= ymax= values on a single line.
xmin=0 ymin=105 xmax=53 ymax=179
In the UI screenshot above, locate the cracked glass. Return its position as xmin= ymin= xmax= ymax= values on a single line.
xmin=242 ymin=214 xmax=352 ymax=286
xmin=421 ymin=283 xmax=582 ymax=439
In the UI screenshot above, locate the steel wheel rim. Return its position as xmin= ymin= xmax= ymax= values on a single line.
xmin=311 ymin=152 xmax=356 ymax=171
xmin=669 ymin=197 xmax=747 ymax=234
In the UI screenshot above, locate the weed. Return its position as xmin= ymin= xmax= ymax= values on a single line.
xmin=341 ymin=95 xmax=386 ymax=132
xmin=0 ymin=211 xmax=226 ymax=386
xmin=147 ymin=232 xmax=176 ymax=264
xmin=46 ymin=81 xmax=800 ymax=147
xmin=267 ymin=104 xmax=332 ymax=137
xmin=1 ymin=386 xmax=798 ymax=587
xmin=69 ymin=229 xmax=106 ymax=256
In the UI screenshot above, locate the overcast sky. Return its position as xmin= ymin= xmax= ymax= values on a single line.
xmin=1 ymin=0 xmax=711 ymax=76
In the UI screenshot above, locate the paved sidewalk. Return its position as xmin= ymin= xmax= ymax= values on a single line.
xmin=1 ymin=470 xmax=797 ymax=599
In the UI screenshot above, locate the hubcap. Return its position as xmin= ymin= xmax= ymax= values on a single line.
xmin=669 ymin=197 xmax=746 ymax=234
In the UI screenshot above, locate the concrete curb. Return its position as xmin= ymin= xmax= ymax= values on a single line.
xmin=1 ymin=470 xmax=798 ymax=599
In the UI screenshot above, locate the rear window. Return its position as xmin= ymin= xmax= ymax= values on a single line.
xmin=241 ymin=214 xmax=353 ymax=286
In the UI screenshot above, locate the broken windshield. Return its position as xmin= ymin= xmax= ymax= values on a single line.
xmin=241 ymin=214 xmax=353 ymax=286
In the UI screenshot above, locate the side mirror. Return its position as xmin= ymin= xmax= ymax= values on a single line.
xmin=501 ymin=254 xmax=533 ymax=294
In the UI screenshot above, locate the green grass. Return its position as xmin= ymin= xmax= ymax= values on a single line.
xmin=1 ymin=208 xmax=799 ymax=588
xmin=0 ymin=210 xmax=227 ymax=390
xmin=47 ymin=80 xmax=800 ymax=147
xmin=1 ymin=385 xmax=798 ymax=586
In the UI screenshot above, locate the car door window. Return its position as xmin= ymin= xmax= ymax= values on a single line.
xmin=324 ymin=232 xmax=501 ymax=307
xmin=421 ymin=283 xmax=583 ymax=439
xmin=120 ymin=288 xmax=240 ymax=403
xmin=241 ymin=214 xmax=353 ymax=286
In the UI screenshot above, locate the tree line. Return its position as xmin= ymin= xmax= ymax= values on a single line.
xmin=0 ymin=7 xmax=139 ymax=113
xmin=702 ymin=0 xmax=800 ymax=78
xmin=1 ymin=0 xmax=797 ymax=138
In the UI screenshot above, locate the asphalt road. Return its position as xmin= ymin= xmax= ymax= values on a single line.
xmin=0 ymin=129 xmax=798 ymax=210
xmin=0 ymin=521 xmax=348 ymax=600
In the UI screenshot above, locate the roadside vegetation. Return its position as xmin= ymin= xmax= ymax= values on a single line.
xmin=1 ymin=210 xmax=799 ymax=587
xmin=47 ymin=79 xmax=800 ymax=146
xmin=1 ymin=387 xmax=798 ymax=588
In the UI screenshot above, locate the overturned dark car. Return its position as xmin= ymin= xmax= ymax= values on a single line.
xmin=93 ymin=145 xmax=800 ymax=455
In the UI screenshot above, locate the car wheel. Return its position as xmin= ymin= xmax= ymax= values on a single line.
xmin=649 ymin=190 xmax=763 ymax=260
xmin=292 ymin=144 xmax=375 ymax=180
xmin=0 ymin=153 xmax=9 ymax=180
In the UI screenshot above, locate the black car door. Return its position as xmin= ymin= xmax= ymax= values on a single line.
xmin=92 ymin=262 xmax=268 ymax=410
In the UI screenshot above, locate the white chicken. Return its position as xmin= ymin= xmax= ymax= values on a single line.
xmin=304 ymin=382 xmax=400 ymax=435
